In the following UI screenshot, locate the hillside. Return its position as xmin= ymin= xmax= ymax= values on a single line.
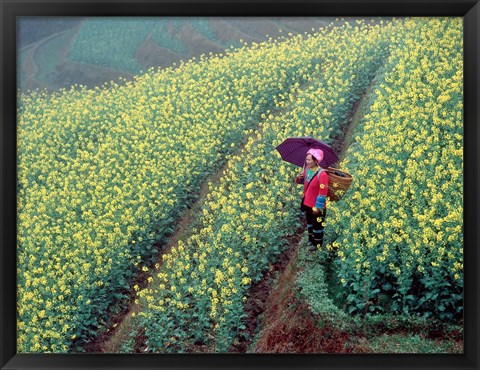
xmin=16 ymin=17 xmax=463 ymax=354
xmin=17 ymin=17 xmax=389 ymax=92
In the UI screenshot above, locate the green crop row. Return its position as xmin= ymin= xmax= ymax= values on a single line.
xmin=149 ymin=19 xmax=188 ymax=55
xmin=68 ymin=18 xmax=220 ymax=73
xmin=68 ymin=18 xmax=154 ymax=72
xmin=327 ymin=17 xmax=463 ymax=320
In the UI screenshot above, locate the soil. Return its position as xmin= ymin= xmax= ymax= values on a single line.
xmin=52 ymin=60 xmax=134 ymax=89
xmin=228 ymin=229 xmax=303 ymax=353
xmin=270 ymin=17 xmax=332 ymax=34
xmin=135 ymin=32 xmax=187 ymax=70
xmin=222 ymin=18 xmax=284 ymax=41
xmin=20 ymin=41 xmax=48 ymax=91
xmin=252 ymin=291 xmax=370 ymax=353
xmin=209 ymin=18 xmax=259 ymax=46
xmin=177 ymin=22 xmax=225 ymax=57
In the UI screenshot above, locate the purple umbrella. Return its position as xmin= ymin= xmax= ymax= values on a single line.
xmin=276 ymin=137 xmax=339 ymax=168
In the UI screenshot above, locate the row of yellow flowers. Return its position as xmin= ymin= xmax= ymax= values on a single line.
xmin=135 ymin=19 xmax=397 ymax=352
xmin=17 ymin=29 xmax=332 ymax=352
xmin=328 ymin=17 xmax=463 ymax=319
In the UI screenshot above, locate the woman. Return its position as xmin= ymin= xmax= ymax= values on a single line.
xmin=295 ymin=148 xmax=329 ymax=251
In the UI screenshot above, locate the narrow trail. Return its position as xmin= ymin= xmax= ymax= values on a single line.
xmin=90 ymin=73 xmax=373 ymax=353
xmin=20 ymin=22 xmax=84 ymax=91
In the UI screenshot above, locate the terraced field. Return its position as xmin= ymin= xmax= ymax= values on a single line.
xmin=17 ymin=17 xmax=385 ymax=91
xmin=17 ymin=17 xmax=463 ymax=354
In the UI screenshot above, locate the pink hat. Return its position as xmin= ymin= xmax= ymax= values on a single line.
xmin=306 ymin=148 xmax=324 ymax=163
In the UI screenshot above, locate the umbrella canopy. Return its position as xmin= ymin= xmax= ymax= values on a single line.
xmin=276 ymin=137 xmax=339 ymax=168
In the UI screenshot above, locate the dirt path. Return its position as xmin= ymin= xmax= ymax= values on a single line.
xmin=20 ymin=22 xmax=84 ymax=91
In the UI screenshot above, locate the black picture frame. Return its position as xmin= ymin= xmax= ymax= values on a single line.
xmin=1 ymin=1 xmax=479 ymax=369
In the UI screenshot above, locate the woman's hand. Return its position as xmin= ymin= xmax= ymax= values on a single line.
xmin=296 ymin=172 xmax=305 ymax=180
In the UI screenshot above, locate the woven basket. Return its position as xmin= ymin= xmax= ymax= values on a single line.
xmin=325 ymin=167 xmax=353 ymax=202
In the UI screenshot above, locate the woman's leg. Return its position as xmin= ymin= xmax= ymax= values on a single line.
xmin=305 ymin=207 xmax=315 ymax=245
xmin=311 ymin=209 xmax=326 ymax=249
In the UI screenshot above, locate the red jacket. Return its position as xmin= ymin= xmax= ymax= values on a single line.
xmin=296 ymin=168 xmax=329 ymax=208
